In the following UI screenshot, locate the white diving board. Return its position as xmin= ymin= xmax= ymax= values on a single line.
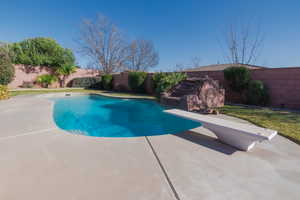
xmin=164 ymin=109 xmax=277 ymax=151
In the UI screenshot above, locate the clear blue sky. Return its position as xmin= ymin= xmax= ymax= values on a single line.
xmin=0 ymin=0 xmax=299 ymax=70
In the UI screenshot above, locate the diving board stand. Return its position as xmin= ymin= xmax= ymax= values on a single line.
xmin=164 ymin=109 xmax=277 ymax=151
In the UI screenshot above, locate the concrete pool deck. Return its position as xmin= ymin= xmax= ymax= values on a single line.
xmin=0 ymin=94 xmax=300 ymax=200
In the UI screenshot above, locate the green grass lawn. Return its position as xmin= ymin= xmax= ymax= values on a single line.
xmin=220 ymin=105 xmax=300 ymax=144
xmin=9 ymin=88 xmax=156 ymax=99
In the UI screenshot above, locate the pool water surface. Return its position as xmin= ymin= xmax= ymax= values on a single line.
xmin=53 ymin=95 xmax=201 ymax=137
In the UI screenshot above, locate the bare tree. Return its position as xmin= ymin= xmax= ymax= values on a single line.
xmin=171 ymin=63 xmax=184 ymax=72
xmin=77 ymin=14 xmax=127 ymax=74
xmin=221 ymin=22 xmax=264 ymax=65
xmin=125 ymin=39 xmax=159 ymax=71
xmin=190 ymin=56 xmax=202 ymax=68
xmin=172 ymin=56 xmax=201 ymax=72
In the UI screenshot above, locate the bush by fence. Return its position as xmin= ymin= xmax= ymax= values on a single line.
xmin=246 ymin=80 xmax=269 ymax=106
xmin=36 ymin=74 xmax=58 ymax=88
xmin=152 ymin=72 xmax=186 ymax=96
xmin=224 ymin=66 xmax=251 ymax=92
xmin=128 ymin=71 xmax=147 ymax=93
xmin=102 ymin=74 xmax=113 ymax=90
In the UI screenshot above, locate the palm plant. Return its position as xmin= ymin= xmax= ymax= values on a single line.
xmin=36 ymin=74 xmax=58 ymax=88
xmin=55 ymin=64 xmax=77 ymax=87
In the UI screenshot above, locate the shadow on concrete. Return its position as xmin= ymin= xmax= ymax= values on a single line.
xmin=174 ymin=131 xmax=238 ymax=155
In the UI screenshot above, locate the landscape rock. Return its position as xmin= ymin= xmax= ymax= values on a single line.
xmin=161 ymin=76 xmax=225 ymax=112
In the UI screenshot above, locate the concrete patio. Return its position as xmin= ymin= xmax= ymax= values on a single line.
xmin=0 ymin=94 xmax=300 ymax=200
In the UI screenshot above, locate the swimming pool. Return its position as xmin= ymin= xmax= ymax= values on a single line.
xmin=52 ymin=95 xmax=201 ymax=137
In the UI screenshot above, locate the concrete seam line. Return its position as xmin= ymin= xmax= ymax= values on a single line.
xmin=145 ymin=136 xmax=181 ymax=200
xmin=0 ymin=128 xmax=59 ymax=141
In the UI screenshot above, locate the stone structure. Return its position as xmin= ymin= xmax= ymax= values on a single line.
xmin=160 ymin=76 xmax=225 ymax=112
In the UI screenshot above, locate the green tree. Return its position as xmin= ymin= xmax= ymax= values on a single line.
xmin=9 ymin=37 xmax=75 ymax=68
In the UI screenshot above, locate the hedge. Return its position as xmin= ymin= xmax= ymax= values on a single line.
xmin=102 ymin=74 xmax=113 ymax=90
xmin=224 ymin=66 xmax=251 ymax=92
xmin=69 ymin=77 xmax=102 ymax=89
xmin=246 ymin=80 xmax=269 ymax=106
xmin=128 ymin=71 xmax=147 ymax=93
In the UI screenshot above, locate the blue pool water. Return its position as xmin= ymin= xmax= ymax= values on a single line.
xmin=52 ymin=95 xmax=201 ymax=137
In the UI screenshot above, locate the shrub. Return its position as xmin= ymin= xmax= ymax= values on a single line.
xmin=36 ymin=74 xmax=58 ymax=88
xmin=152 ymin=72 xmax=165 ymax=91
xmin=0 ymin=47 xmax=15 ymax=85
xmin=9 ymin=37 xmax=75 ymax=68
xmin=0 ymin=85 xmax=9 ymax=100
xmin=128 ymin=71 xmax=147 ymax=93
xmin=69 ymin=77 xmax=102 ymax=89
xmin=224 ymin=66 xmax=251 ymax=92
xmin=102 ymin=74 xmax=113 ymax=90
xmin=246 ymin=80 xmax=269 ymax=106
xmin=152 ymin=72 xmax=186 ymax=96
xmin=55 ymin=64 xmax=77 ymax=87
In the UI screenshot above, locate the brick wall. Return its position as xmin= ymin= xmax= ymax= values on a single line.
xmin=8 ymin=65 xmax=99 ymax=88
xmin=145 ymin=73 xmax=155 ymax=94
xmin=251 ymin=67 xmax=300 ymax=109
xmin=11 ymin=64 xmax=299 ymax=109
xmin=112 ymin=72 xmax=130 ymax=91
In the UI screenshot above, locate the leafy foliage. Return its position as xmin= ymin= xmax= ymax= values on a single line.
xmin=128 ymin=71 xmax=147 ymax=93
xmin=9 ymin=37 xmax=75 ymax=68
xmin=55 ymin=64 xmax=77 ymax=76
xmin=69 ymin=77 xmax=102 ymax=89
xmin=0 ymin=47 xmax=15 ymax=85
xmin=102 ymin=74 xmax=113 ymax=90
xmin=36 ymin=74 xmax=58 ymax=88
xmin=224 ymin=66 xmax=251 ymax=92
xmin=152 ymin=72 xmax=186 ymax=96
xmin=224 ymin=66 xmax=270 ymax=105
xmin=246 ymin=80 xmax=269 ymax=106
xmin=55 ymin=64 xmax=77 ymax=87
xmin=0 ymin=85 xmax=9 ymax=100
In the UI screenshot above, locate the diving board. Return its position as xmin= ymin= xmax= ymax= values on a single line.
xmin=164 ymin=109 xmax=277 ymax=151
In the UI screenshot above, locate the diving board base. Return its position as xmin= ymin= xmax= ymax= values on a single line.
xmin=203 ymin=123 xmax=259 ymax=151
xmin=164 ymin=109 xmax=277 ymax=151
